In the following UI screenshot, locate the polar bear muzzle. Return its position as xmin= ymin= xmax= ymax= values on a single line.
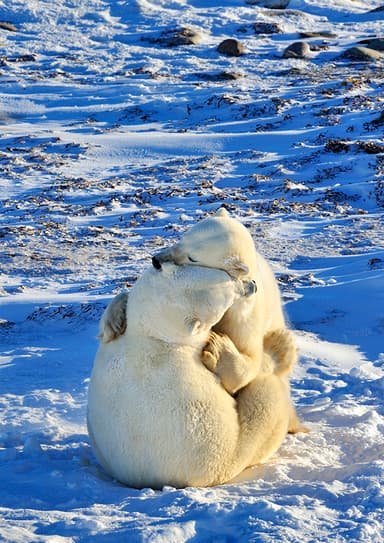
xmin=152 ymin=246 xmax=183 ymax=270
xmin=152 ymin=255 xmax=162 ymax=270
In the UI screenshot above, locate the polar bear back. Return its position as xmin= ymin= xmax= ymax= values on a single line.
xmin=87 ymin=336 xmax=240 ymax=489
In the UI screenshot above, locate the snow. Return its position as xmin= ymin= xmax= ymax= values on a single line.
xmin=0 ymin=0 xmax=383 ymax=540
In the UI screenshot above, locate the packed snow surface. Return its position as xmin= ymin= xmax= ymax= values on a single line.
xmin=0 ymin=0 xmax=383 ymax=541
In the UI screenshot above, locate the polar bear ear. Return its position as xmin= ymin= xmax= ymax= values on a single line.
xmin=232 ymin=259 xmax=249 ymax=274
xmin=225 ymin=256 xmax=249 ymax=277
xmin=216 ymin=207 xmax=229 ymax=218
xmin=185 ymin=317 xmax=202 ymax=336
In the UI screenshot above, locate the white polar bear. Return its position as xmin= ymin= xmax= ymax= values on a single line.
xmin=87 ymin=263 xmax=293 ymax=489
xmin=99 ymin=209 xmax=306 ymax=433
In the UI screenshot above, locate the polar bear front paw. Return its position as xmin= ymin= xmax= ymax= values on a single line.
xmin=98 ymin=292 xmax=128 ymax=343
xmin=203 ymin=332 xmax=255 ymax=395
xmin=202 ymin=331 xmax=223 ymax=372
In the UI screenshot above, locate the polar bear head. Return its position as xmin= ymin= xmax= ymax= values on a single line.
xmin=128 ymin=262 xmax=256 ymax=345
xmin=152 ymin=209 xmax=257 ymax=280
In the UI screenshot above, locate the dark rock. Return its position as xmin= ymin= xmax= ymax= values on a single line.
xmin=299 ymin=31 xmax=337 ymax=39
xmin=265 ymin=9 xmax=311 ymax=19
xmin=246 ymin=0 xmax=290 ymax=7
xmin=0 ymin=54 xmax=37 ymax=65
xmin=342 ymin=46 xmax=383 ymax=62
xmin=217 ymin=39 xmax=245 ymax=57
xmin=253 ymin=22 xmax=283 ymax=34
xmin=13 ymin=54 xmax=37 ymax=63
xmin=358 ymin=141 xmax=384 ymax=154
xmin=195 ymin=71 xmax=242 ymax=82
xmin=146 ymin=27 xmax=202 ymax=47
xmin=0 ymin=22 xmax=17 ymax=32
xmin=325 ymin=139 xmax=351 ymax=153
xmin=282 ymin=41 xmax=310 ymax=59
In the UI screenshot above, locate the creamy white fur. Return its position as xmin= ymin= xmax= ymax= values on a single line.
xmin=87 ymin=264 xmax=291 ymax=489
xmin=98 ymin=209 xmax=305 ymax=432
xmin=152 ymin=209 xmax=304 ymax=432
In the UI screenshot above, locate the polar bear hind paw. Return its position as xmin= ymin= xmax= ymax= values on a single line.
xmin=263 ymin=329 xmax=298 ymax=377
xmin=288 ymin=410 xmax=310 ymax=434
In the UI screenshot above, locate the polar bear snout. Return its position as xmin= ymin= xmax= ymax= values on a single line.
xmin=152 ymin=246 xmax=185 ymax=270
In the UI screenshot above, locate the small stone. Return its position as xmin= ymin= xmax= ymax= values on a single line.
xmin=217 ymin=39 xmax=245 ymax=57
xmin=253 ymin=22 xmax=283 ymax=35
xmin=147 ymin=27 xmax=203 ymax=47
xmin=282 ymin=41 xmax=311 ymax=59
xmin=195 ymin=71 xmax=242 ymax=82
xmin=13 ymin=54 xmax=37 ymax=63
xmin=246 ymin=0 xmax=290 ymax=7
xmin=300 ymin=31 xmax=337 ymax=39
xmin=342 ymin=46 xmax=383 ymax=62
xmin=0 ymin=22 xmax=17 ymax=32
xmin=358 ymin=141 xmax=384 ymax=154
xmin=325 ymin=139 xmax=351 ymax=153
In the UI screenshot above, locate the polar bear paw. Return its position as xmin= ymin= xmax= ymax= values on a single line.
xmin=263 ymin=328 xmax=298 ymax=377
xmin=202 ymin=331 xmax=255 ymax=395
xmin=98 ymin=292 xmax=128 ymax=343
xmin=202 ymin=331 xmax=223 ymax=372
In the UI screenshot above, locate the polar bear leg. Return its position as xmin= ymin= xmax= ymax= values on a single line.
xmin=202 ymin=331 xmax=257 ymax=395
xmin=263 ymin=329 xmax=309 ymax=434
xmin=263 ymin=328 xmax=297 ymax=377
xmin=235 ymin=373 xmax=290 ymax=469
xmin=202 ymin=328 xmax=297 ymax=394
xmin=287 ymin=403 xmax=309 ymax=434
xmin=98 ymin=292 xmax=128 ymax=343
xmin=203 ymin=328 xmax=308 ymax=433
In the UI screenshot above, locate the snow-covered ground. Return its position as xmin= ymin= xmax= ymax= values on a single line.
xmin=1 ymin=0 xmax=383 ymax=541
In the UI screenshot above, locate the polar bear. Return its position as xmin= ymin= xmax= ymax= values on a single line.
xmin=87 ymin=263 xmax=293 ymax=489
xmin=99 ymin=209 xmax=306 ymax=433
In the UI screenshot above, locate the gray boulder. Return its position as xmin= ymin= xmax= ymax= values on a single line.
xmin=217 ymin=39 xmax=245 ymax=57
xmin=342 ymin=46 xmax=383 ymax=62
xmin=283 ymin=41 xmax=311 ymax=59
xmin=253 ymin=22 xmax=283 ymax=34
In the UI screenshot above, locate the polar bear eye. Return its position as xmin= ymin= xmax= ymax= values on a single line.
xmin=188 ymin=256 xmax=198 ymax=263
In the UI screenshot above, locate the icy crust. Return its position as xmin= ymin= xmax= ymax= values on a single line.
xmin=0 ymin=0 xmax=384 ymax=541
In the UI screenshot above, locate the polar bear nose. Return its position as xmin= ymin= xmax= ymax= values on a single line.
xmin=243 ymin=279 xmax=257 ymax=297
xmin=152 ymin=256 xmax=162 ymax=270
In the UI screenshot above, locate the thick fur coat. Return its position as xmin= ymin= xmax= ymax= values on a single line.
xmin=100 ymin=209 xmax=305 ymax=432
xmin=87 ymin=264 xmax=291 ymax=488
